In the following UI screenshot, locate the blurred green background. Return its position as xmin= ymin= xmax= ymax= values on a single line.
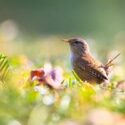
xmin=0 ymin=0 xmax=125 ymax=37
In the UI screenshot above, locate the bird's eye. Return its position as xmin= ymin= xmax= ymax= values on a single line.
xmin=74 ymin=41 xmax=79 ymax=44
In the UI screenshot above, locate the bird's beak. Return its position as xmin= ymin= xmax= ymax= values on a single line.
xmin=62 ymin=39 xmax=69 ymax=43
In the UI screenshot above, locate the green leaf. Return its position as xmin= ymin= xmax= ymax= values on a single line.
xmin=0 ymin=53 xmax=9 ymax=83
xmin=72 ymin=70 xmax=82 ymax=82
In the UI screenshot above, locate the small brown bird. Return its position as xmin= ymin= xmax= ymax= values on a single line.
xmin=65 ymin=38 xmax=109 ymax=84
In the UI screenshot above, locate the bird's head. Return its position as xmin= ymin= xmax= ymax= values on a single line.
xmin=63 ymin=38 xmax=89 ymax=56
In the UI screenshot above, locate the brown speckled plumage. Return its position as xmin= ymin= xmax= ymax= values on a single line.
xmin=66 ymin=38 xmax=108 ymax=84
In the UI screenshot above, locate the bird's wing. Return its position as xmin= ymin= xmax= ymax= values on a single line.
xmin=77 ymin=60 xmax=108 ymax=81
xmin=79 ymin=55 xmax=108 ymax=81
xmin=83 ymin=54 xmax=103 ymax=68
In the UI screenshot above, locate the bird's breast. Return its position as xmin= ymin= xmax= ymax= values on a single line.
xmin=70 ymin=52 xmax=79 ymax=68
xmin=70 ymin=52 xmax=74 ymax=65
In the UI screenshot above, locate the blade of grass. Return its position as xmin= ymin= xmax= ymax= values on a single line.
xmin=0 ymin=53 xmax=9 ymax=83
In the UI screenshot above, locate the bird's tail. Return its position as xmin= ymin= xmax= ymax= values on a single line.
xmin=105 ymin=53 xmax=120 ymax=67
xmin=99 ymin=53 xmax=120 ymax=76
